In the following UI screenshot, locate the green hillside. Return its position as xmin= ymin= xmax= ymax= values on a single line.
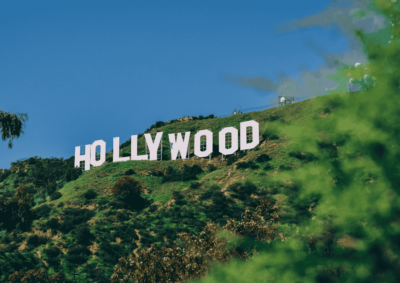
xmin=0 ymin=94 xmax=344 ymax=282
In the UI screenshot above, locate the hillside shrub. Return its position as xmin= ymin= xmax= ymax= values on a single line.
xmin=13 ymin=179 xmax=19 ymax=188
xmin=117 ymin=211 xmax=130 ymax=221
xmin=289 ymin=150 xmax=316 ymax=162
xmin=207 ymin=164 xmax=217 ymax=172
xmin=181 ymin=164 xmax=203 ymax=181
xmin=42 ymin=208 xmax=96 ymax=234
xmin=211 ymin=144 xmax=221 ymax=158
xmin=83 ymin=189 xmax=97 ymax=200
xmin=65 ymin=245 xmax=92 ymax=267
xmin=75 ymin=225 xmax=95 ymax=246
xmin=46 ymin=179 xmax=57 ymax=195
xmin=162 ymin=165 xmax=203 ymax=183
xmin=0 ymin=169 xmax=11 ymax=182
xmin=162 ymin=166 xmax=181 ymax=183
xmin=2 ymin=189 xmax=13 ymax=199
xmin=124 ymin=168 xmax=136 ymax=175
xmin=50 ymin=191 xmax=62 ymax=201
xmin=226 ymin=155 xmax=238 ymax=166
xmin=17 ymin=170 xmax=27 ymax=178
xmin=33 ymin=205 xmax=52 ymax=219
xmin=236 ymin=160 xmax=259 ymax=170
xmin=97 ymin=198 xmax=109 ymax=206
xmin=26 ymin=235 xmax=47 ymax=247
xmin=262 ymin=128 xmax=280 ymax=141
xmin=7 ymin=269 xmax=66 ymax=283
xmin=148 ymin=204 xmax=158 ymax=212
xmin=256 ymin=154 xmax=272 ymax=163
xmin=189 ymin=182 xmax=201 ymax=189
xmin=151 ymin=170 xmax=164 ymax=177
xmin=0 ymin=185 xmax=35 ymax=233
xmin=64 ymin=167 xmax=82 ymax=182
xmin=111 ymin=176 xmax=149 ymax=211
xmin=263 ymin=164 xmax=273 ymax=171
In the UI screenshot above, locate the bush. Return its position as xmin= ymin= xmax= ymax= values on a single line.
xmin=226 ymin=155 xmax=238 ymax=166
xmin=50 ymin=191 xmax=62 ymax=201
xmin=162 ymin=165 xmax=203 ymax=183
xmin=111 ymin=176 xmax=149 ymax=211
xmin=181 ymin=165 xmax=203 ymax=181
xmin=43 ymin=246 xmax=61 ymax=258
xmin=263 ymin=164 xmax=273 ymax=171
xmin=65 ymin=167 xmax=82 ymax=182
xmin=17 ymin=170 xmax=27 ymax=178
xmin=236 ymin=161 xmax=259 ymax=170
xmin=256 ymin=154 xmax=272 ymax=163
xmin=189 ymin=182 xmax=201 ymax=189
xmin=75 ymin=225 xmax=95 ymax=246
xmin=65 ymin=245 xmax=92 ymax=266
xmin=262 ymin=128 xmax=280 ymax=141
xmin=83 ymin=189 xmax=97 ymax=200
xmin=148 ymin=204 xmax=158 ymax=212
xmin=57 ymin=202 xmax=64 ymax=208
xmin=207 ymin=164 xmax=217 ymax=172
xmin=211 ymin=144 xmax=221 ymax=158
xmin=151 ymin=170 xmax=164 ymax=177
xmin=41 ymin=208 xmax=96 ymax=234
xmin=0 ymin=169 xmax=11 ymax=182
xmin=26 ymin=235 xmax=47 ymax=247
xmin=33 ymin=205 xmax=52 ymax=219
xmin=46 ymin=179 xmax=57 ymax=195
xmin=124 ymin=168 xmax=136 ymax=175
xmin=162 ymin=166 xmax=180 ymax=183
xmin=289 ymin=151 xmax=316 ymax=162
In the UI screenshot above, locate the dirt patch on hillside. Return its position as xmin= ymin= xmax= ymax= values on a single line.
xmin=133 ymin=229 xmax=142 ymax=258
xmin=337 ymin=235 xmax=359 ymax=249
xmin=23 ymin=228 xmax=63 ymax=241
xmin=164 ymin=198 xmax=176 ymax=210
xmin=88 ymin=241 xmax=99 ymax=258
xmin=111 ymin=237 xmax=122 ymax=245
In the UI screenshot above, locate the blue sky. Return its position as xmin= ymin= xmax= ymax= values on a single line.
xmin=0 ymin=0 xmax=355 ymax=169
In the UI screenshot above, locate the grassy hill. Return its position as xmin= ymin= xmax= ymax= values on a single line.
xmin=0 ymin=89 xmax=397 ymax=282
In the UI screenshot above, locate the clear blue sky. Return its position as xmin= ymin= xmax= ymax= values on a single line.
xmin=0 ymin=0 xmax=350 ymax=169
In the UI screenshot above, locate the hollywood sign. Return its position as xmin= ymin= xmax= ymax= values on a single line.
xmin=75 ymin=120 xmax=259 ymax=171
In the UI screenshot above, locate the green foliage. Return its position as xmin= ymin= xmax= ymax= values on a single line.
xmin=50 ymin=191 xmax=62 ymax=201
xmin=64 ymin=167 xmax=82 ymax=182
xmin=33 ymin=205 xmax=52 ymax=219
xmin=65 ymin=245 xmax=92 ymax=267
xmin=26 ymin=235 xmax=47 ymax=248
xmin=111 ymin=176 xmax=150 ymax=211
xmin=83 ymin=189 xmax=97 ymax=200
xmin=255 ymin=154 xmax=272 ymax=163
xmin=207 ymin=164 xmax=217 ymax=172
xmin=40 ymin=208 xmax=95 ymax=235
xmin=162 ymin=165 xmax=203 ymax=183
xmin=226 ymin=155 xmax=237 ymax=166
xmin=74 ymin=225 xmax=95 ymax=246
xmin=0 ymin=169 xmax=12 ymax=182
xmin=0 ymin=185 xmax=35 ymax=233
xmin=123 ymin=168 xmax=136 ymax=175
xmin=0 ymin=110 xmax=28 ymax=149
xmin=236 ymin=160 xmax=259 ymax=170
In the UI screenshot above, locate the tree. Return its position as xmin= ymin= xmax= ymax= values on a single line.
xmin=0 ymin=185 xmax=35 ymax=232
xmin=111 ymin=176 xmax=149 ymax=210
xmin=0 ymin=110 xmax=28 ymax=148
